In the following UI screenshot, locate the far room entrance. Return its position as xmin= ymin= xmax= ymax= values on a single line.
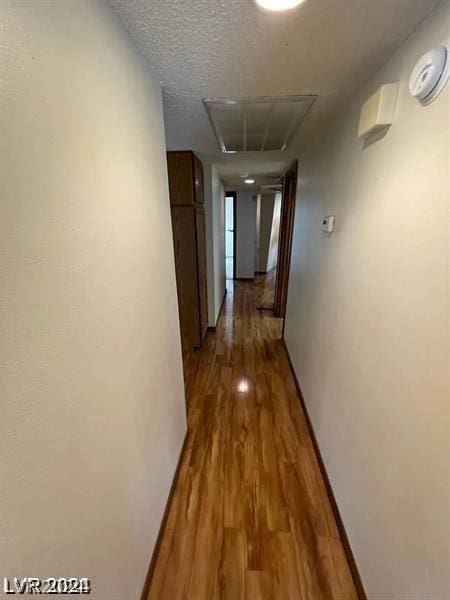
xmin=225 ymin=192 xmax=236 ymax=280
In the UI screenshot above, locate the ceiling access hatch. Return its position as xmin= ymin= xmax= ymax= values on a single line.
xmin=203 ymin=95 xmax=316 ymax=153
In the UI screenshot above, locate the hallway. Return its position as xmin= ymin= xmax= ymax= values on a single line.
xmin=2 ymin=1 xmax=449 ymax=597
xmin=148 ymin=281 xmax=358 ymax=599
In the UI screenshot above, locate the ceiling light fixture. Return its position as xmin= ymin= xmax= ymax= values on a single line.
xmin=254 ymin=0 xmax=305 ymax=12
xmin=245 ymin=179 xmax=255 ymax=184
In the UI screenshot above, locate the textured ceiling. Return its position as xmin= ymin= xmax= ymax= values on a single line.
xmin=109 ymin=0 xmax=441 ymax=185
xmin=209 ymin=152 xmax=294 ymax=189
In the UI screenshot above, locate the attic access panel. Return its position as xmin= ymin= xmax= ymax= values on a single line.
xmin=203 ymin=95 xmax=316 ymax=153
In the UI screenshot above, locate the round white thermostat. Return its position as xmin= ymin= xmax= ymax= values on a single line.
xmin=409 ymin=42 xmax=449 ymax=105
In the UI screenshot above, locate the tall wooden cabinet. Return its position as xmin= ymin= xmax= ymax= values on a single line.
xmin=167 ymin=151 xmax=208 ymax=354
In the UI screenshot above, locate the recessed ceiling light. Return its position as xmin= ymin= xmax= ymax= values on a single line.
xmin=254 ymin=0 xmax=305 ymax=12
xmin=245 ymin=179 xmax=255 ymax=184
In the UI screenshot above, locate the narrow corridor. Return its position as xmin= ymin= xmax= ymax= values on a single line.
xmin=2 ymin=2 xmax=448 ymax=597
xmin=148 ymin=281 xmax=358 ymax=599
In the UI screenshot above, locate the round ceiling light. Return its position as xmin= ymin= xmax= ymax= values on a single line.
xmin=254 ymin=0 xmax=305 ymax=11
xmin=244 ymin=179 xmax=255 ymax=184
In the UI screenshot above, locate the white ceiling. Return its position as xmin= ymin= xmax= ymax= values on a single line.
xmin=109 ymin=0 xmax=441 ymax=186
xmin=208 ymin=152 xmax=294 ymax=189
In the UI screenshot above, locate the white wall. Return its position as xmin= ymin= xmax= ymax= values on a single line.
xmin=267 ymin=191 xmax=282 ymax=272
xmin=212 ymin=166 xmax=226 ymax=321
xmin=236 ymin=190 xmax=257 ymax=279
xmin=285 ymin=3 xmax=450 ymax=598
xmin=203 ymin=161 xmax=226 ymax=325
xmin=255 ymin=193 xmax=261 ymax=270
xmin=0 ymin=2 xmax=186 ymax=599
xmin=256 ymin=193 xmax=276 ymax=273
xmin=203 ymin=161 xmax=216 ymax=325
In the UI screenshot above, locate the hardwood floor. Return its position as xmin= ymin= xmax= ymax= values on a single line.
xmin=147 ymin=280 xmax=358 ymax=600
xmin=255 ymin=268 xmax=277 ymax=311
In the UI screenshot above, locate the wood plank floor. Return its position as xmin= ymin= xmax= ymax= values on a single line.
xmin=255 ymin=268 xmax=277 ymax=311
xmin=147 ymin=280 xmax=358 ymax=600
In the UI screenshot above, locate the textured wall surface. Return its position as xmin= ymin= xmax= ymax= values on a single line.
xmin=236 ymin=191 xmax=257 ymax=279
xmin=203 ymin=161 xmax=225 ymax=325
xmin=267 ymin=192 xmax=282 ymax=273
xmin=0 ymin=1 xmax=186 ymax=598
xmin=202 ymin=160 xmax=216 ymax=326
xmin=257 ymin=193 xmax=276 ymax=273
xmin=211 ymin=166 xmax=226 ymax=321
xmin=285 ymin=3 xmax=450 ymax=597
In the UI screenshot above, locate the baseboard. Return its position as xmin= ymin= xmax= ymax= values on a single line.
xmin=235 ymin=277 xmax=255 ymax=281
xmin=140 ymin=433 xmax=188 ymax=600
xmin=207 ymin=289 xmax=227 ymax=332
xmin=255 ymin=270 xmax=267 ymax=275
xmin=281 ymin=339 xmax=367 ymax=600
xmin=256 ymin=305 xmax=275 ymax=312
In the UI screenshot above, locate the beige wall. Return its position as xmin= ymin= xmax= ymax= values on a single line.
xmin=256 ymin=193 xmax=276 ymax=273
xmin=203 ymin=161 xmax=226 ymax=325
xmin=202 ymin=160 xmax=216 ymax=325
xmin=0 ymin=1 xmax=186 ymax=599
xmin=212 ymin=166 xmax=226 ymax=321
xmin=236 ymin=190 xmax=257 ymax=279
xmin=267 ymin=191 xmax=282 ymax=272
xmin=285 ymin=3 xmax=450 ymax=598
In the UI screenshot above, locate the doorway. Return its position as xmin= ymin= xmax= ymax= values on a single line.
xmin=225 ymin=192 xmax=236 ymax=280
xmin=255 ymin=189 xmax=282 ymax=310
xmin=253 ymin=161 xmax=298 ymax=319
xmin=273 ymin=162 xmax=297 ymax=319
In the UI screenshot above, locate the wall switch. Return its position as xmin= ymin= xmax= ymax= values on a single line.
xmin=322 ymin=215 xmax=335 ymax=234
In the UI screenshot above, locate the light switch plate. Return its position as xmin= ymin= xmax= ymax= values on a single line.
xmin=322 ymin=215 xmax=335 ymax=234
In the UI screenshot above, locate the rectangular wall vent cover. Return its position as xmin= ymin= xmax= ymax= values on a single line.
xmin=203 ymin=95 xmax=316 ymax=153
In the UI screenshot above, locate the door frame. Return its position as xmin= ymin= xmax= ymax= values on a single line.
xmin=274 ymin=162 xmax=298 ymax=320
xmin=225 ymin=191 xmax=237 ymax=280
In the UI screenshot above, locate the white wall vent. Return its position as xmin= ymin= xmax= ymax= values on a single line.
xmin=203 ymin=95 xmax=316 ymax=153
xmin=358 ymin=84 xmax=398 ymax=139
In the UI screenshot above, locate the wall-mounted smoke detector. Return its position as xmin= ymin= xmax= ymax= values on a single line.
xmin=203 ymin=95 xmax=316 ymax=153
xmin=409 ymin=42 xmax=449 ymax=105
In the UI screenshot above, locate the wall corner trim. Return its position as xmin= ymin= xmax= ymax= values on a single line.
xmin=140 ymin=434 xmax=189 ymax=600
xmin=208 ymin=289 xmax=227 ymax=331
xmin=281 ymin=338 xmax=368 ymax=600
xmin=217 ymin=288 xmax=227 ymax=322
